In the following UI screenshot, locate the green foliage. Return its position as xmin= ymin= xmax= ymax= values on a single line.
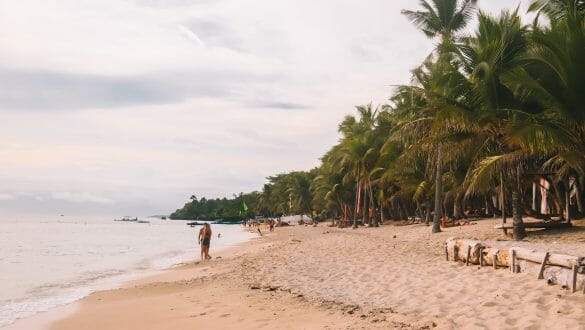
xmin=169 ymin=192 xmax=260 ymax=220
xmin=172 ymin=1 xmax=585 ymax=227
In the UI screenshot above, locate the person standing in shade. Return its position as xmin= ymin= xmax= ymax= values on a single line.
xmin=198 ymin=223 xmax=212 ymax=261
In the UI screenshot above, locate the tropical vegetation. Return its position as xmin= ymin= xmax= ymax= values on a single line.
xmin=171 ymin=0 xmax=585 ymax=240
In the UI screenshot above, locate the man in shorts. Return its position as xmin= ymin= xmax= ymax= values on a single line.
xmin=198 ymin=223 xmax=212 ymax=260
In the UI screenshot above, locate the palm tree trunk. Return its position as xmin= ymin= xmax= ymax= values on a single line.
xmin=565 ymin=178 xmax=571 ymax=225
xmin=512 ymin=167 xmax=526 ymax=240
xmin=362 ymin=184 xmax=368 ymax=226
xmin=532 ymin=182 xmax=537 ymax=212
xmin=353 ymin=168 xmax=360 ymax=229
xmin=369 ymin=184 xmax=379 ymax=227
xmin=432 ymin=146 xmax=442 ymax=233
xmin=512 ymin=190 xmax=527 ymax=240
xmin=578 ymin=176 xmax=585 ymax=214
xmin=500 ymin=172 xmax=507 ymax=236
xmin=552 ymin=181 xmax=564 ymax=218
xmin=575 ymin=178 xmax=584 ymax=213
xmin=379 ymin=206 xmax=384 ymax=225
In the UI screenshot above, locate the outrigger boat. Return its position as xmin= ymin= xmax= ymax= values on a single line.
xmin=114 ymin=216 xmax=138 ymax=222
xmin=114 ymin=216 xmax=150 ymax=223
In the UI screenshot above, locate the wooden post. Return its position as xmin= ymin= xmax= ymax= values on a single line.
xmin=493 ymin=252 xmax=498 ymax=270
xmin=445 ymin=244 xmax=449 ymax=261
xmin=572 ymin=265 xmax=578 ymax=293
xmin=479 ymin=247 xmax=484 ymax=268
xmin=510 ymin=249 xmax=516 ymax=273
xmin=466 ymin=246 xmax=471 ymax=266
xmin=454 ymin=245 xmax=459 ymax=262
xmin=537 ymin=252 xmax=550 ymax=280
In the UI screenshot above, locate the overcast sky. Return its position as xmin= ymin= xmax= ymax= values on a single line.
xmin=0 ymin=0 xmax=530 ymax=217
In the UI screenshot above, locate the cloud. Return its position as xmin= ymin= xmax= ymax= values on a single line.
xmin=247 ymin=101 xmax=308 ymax=110
xmin=50 ymin=192 xmax=115 ymax=205
xmin=132 ymin=0 xmax=216 ymax=8
xmin=0 ymin=193 xmax=16 ymax=201
xmin=183 ymin=19 xmax=244 ymax=51
xmin=177 ymin=25 xmax=206 ymax=47
xmin=0 ymin=68 xmax=296 ymax=110
xmin=0 ymin=0 xmax=531 ymax=216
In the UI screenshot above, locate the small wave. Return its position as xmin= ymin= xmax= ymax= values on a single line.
xmin=26 ymin=269 xmax=127 ymax=297
xmin=0 ymin=287 xmax=91 ymax=327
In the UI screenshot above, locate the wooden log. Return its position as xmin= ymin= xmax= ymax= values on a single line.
xmin=537 ymin=252 xmax=550 ymax=280
xmin=445 ymin=238 xmax=485 ymax=264
xmin=482 ymin=247 xmax=510 ymax=267
xmin=511 ymin=247 xmax=582 ymax=269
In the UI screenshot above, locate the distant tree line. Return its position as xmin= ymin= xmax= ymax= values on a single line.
xmin=169 ymin=193 xmax=260 ymax=220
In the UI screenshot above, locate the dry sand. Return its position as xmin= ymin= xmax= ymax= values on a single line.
xmin=7 ymin=218 xmax=585 ymax=329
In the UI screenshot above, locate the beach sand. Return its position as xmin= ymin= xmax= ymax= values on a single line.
xmin=8 ymin=218 xmax=585 ymax=329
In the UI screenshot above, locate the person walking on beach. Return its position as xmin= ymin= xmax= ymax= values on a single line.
xmin=198 ymin=223 xmax=212 ymax=261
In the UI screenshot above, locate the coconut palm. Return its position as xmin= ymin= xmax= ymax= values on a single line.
xmin=402 ymin=0 xmax=478 ymax=233
xmin=402 ymin=0 xmax=478 ymax=45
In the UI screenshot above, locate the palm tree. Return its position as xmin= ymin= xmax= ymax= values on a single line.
xmin=335 ymin=105 xmax=382 ymax=228
xmin=402 ymin=0 xmax=478 ymax=233
xmin=402 ymin=0 xmax=478 ymax=56
xmin=287 ymin=171 xmax=315 ymax=219
xmin=459 ymin=9 xmax=532 ymax=239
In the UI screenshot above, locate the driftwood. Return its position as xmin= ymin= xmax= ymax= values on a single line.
xmin=445 ymin=238 xmax=585 ymax=293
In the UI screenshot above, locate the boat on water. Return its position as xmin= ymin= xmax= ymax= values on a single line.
xmin=114 ymin=216 xmax=138 ymax=222
xmin=187 ymin=221 xmax=207 ymax=226
xmin=114 ymin=216 xmax=149 ymax=223
xmin=186 ymin=219 xmax=243 ymax=226
xmin=213 ymin=219 xmax=243 ymax=225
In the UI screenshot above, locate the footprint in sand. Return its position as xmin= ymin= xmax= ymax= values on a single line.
xmin=482 ymin=301 xmax=497 ymax=307
xmin=505 ymin=317 xmax=517 ymax=326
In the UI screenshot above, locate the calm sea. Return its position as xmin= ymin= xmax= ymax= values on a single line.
xmin=0 ymin=215 xmax=254 ymax=327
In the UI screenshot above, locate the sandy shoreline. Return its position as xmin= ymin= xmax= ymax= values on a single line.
xmin=5 ymin=218 xmax=585 ymax=329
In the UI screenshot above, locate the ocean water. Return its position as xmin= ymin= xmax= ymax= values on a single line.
xmin=0 ymin=216 xmax=254 ymax=327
